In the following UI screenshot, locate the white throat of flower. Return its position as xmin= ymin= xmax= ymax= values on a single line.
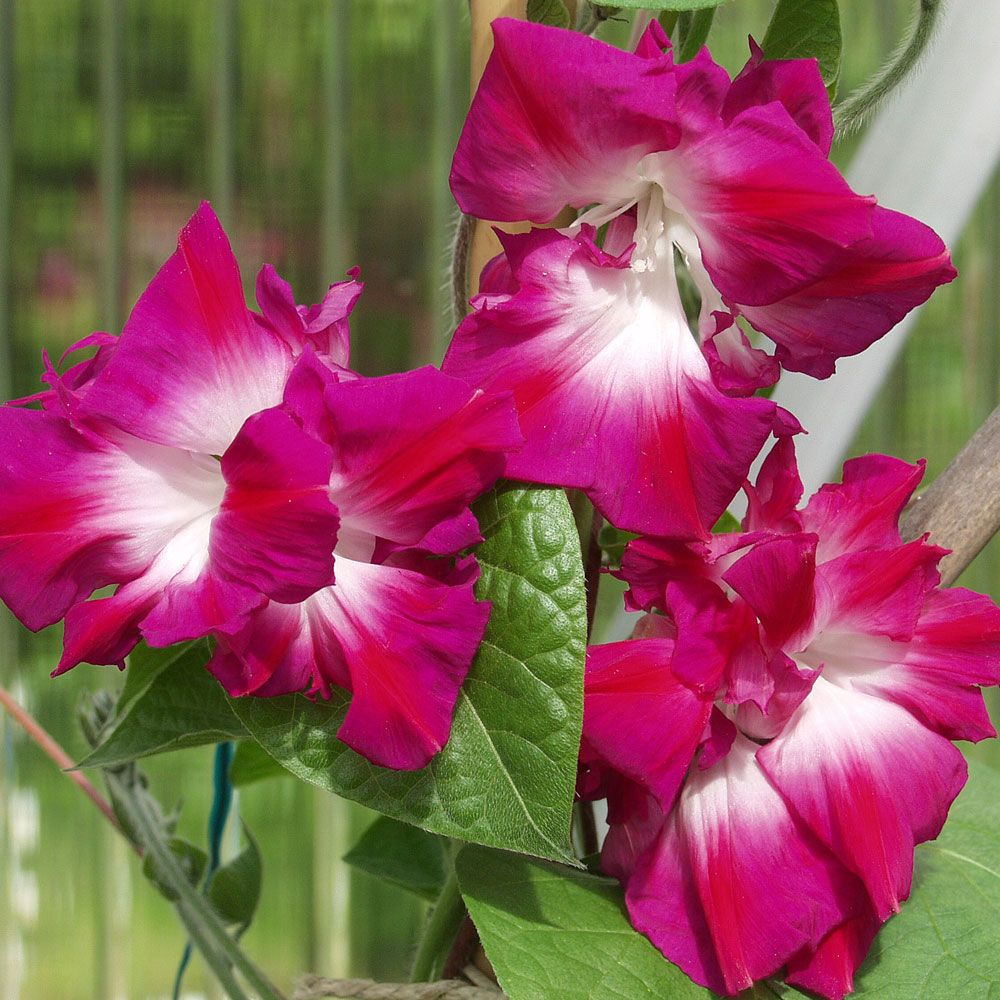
xmin=571 ymin=181 xmax=709 ymax=293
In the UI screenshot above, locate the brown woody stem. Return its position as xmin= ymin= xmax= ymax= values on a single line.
xmin=899 ymin=402 xmax=1000 ymax=585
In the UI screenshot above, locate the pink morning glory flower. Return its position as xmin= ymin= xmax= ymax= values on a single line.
xmin=581 ymin=440 xmax=1000 ymax=998
xmin=0 ymin=203 xmax=522 ymax=771
xmin=207 ymin=352 xmax=522 ymax=770
xmin=444 ymin=19 xmax=955 ymax=536
xmin=0 ymin=203 xmax=357 ymax=672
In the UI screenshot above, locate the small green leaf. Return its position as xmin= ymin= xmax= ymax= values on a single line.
xmin=761 ymin=0 xmax=842 ymax=92
xmin=230 ymin=483 xmax=587 ymax=863
xmin=229 ymin=740 xmax=290 ymax=787
xmin=208 ymin=824 xmax=263 ymax=932
xmin=143 ymin=837 xmax=207 ymax=903
xmin=457 ymin=845 xmax=713 ymax=1000
xmin=599 ymin=1 xmax=727 ymax=11
xmin=343 ymin=815 xmax=446 ymax=901
xmin=78 ymin=641 xmax=248 ymax=769
xmin=597 ymin=524 xmax=637 ymax=567
xmin=527 ymin=0 xmax=570 ymax=28
xmin=675 ymin=8 xmax=716 ymax=62
xmin=712 ymin=511 xmax=740 ymax=534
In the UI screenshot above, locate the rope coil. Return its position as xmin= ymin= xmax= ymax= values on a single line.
xmin=294 ymin=978 xmax=503 ymax=1000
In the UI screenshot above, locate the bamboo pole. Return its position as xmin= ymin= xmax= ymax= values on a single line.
xmin=465 ymin=2 xmax=578 ymax=299
xmin=99 ymin=0 xmax=125 ymax=334
xmin=467 ymin=0 xmax=527 ymax=294
xmin=427 ymin=0 xmax=463 ymax=356
xmin=211 ymin=0 xmax=236 ymax=227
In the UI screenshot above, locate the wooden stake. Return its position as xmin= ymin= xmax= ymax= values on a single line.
xmin=901 ymin=401 xmax=1000 ymax=585
xmin=465 ymin=1 xmax=577 ymax=297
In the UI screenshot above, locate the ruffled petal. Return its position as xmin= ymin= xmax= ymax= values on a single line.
xmin=284 ymin=363 xmax=520 ymax=552
xmin=625 ymin=735 xmax=863 ymax=995
xmin=0 ymin=406 xmax=224 ymax=632
xmin=741 ymin=436 xmax=804 ymax=534
xmin=444 ymin=227 xmax=774 ymax=537
xmin=215 ymin=406 xmax=339 ymax=604
xmin=327 ymin=556 xmax=488 ymax=769
xmin=785 ymin=910 xmax=881 ymax=1000
xmin=739 ymin=208 xmax=956 ymax=378
xmin=58 ymin=512 xmax=258 ymax=671
xmin=81 ymin=203 xmax=295 ymax=454
xmin=723 ymin=38 xmax=833 ymax=155
xmin=812 ymin=540 xmax=944 ymax=643
xmin=254 ymin=262 xmax=361 ymax=368
xmin=657 ymin=103 xmax=874 ymax=306
xmin=209 ymin=596 xmax=351 ymax=699
xmin=758 ymin=676 xmax=968 ymax=920
xmin=815 ymin=588 xmax=1000 ymax=743
xmin=702 ymin=318 xmax=780 ymax=396
xmin=215 ymin=556 xmax=488 ymax=770
xmin=451 ymin=18 xmax=679 ymax=222
xmin=584 ymin=637 xmax=713 ymax=810
xmin=723 ymin=533 xmax=818 ymax=649
xmin=801 ymin=454 xmax=925 ymax=562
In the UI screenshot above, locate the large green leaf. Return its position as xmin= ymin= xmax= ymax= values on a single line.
xmin=761 ymin=0 xmax=842 ymax=92
xmin=343 ymin=815 xmax=446 ymax=901
xmin=527 ymin=0 xmax=570 ymax=28
xmin=457 ymin=845 xmax=712 ymax=1000
xmin=230 ymin=483 xmax=587 ymax=863
xmin=229 ymin=740 xmax=291 ymax=787
xmin=78 ymin=641 xmax=247 ymax=769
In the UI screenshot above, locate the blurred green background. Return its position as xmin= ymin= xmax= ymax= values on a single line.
xmin=2 ymin=1 xmax=1000 ymax=998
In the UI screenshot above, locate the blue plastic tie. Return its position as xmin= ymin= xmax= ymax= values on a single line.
xmin=172 ymin=740 xmax=235 ymax=1000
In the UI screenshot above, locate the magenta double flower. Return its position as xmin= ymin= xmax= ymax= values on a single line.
xmin=446 ymin=19 xmax=954 ymax=537
xmin=0 ymin=204 xmax=521 ymax=769
xmin=582 ymin=440 xmax=1000 ymax=996
xmin=0 ymin=16 xmax=994 ymax=999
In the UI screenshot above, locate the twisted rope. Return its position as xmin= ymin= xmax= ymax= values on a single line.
xmin=294 ymin=978 xmax=502 ymax=1000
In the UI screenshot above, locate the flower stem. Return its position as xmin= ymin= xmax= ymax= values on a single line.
xmin=410 ymin=867 xmax=467 ymax=983
xmin=833 ymin=0 xmax=942 ymax=136
xmin=0 ymin=682 xmax=138 ymax=854
xmin=107 ymin=767 xmax=288 ymax=1000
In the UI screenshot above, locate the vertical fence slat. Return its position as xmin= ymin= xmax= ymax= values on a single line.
xmin=320 ymin=0 xmax=348 ymax=286
xmin=97 ymin=5 xmax=129 ymax=997
xmin=211 ymin=0 xmax=236 ymax=226
xmin=0 ymin=0 xmax=11 ymax=400
xmin=314 ymin=0 xmax=353 ymax=981
xmin=427 ymin=0 xmax=461 ymax=360
xmin=0 ymin=7 xmax=18 ymax=994
xmin=99 ymin=0 xmax=125 ymax=334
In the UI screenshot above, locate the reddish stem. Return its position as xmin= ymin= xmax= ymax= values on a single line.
xmin=0 ymin=683 xmax=140 ymax=856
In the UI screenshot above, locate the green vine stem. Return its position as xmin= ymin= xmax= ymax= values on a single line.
xmin=833 ymin=0 xmax=942 ymax=136
xmin=410 ymin=867 xmax=468 ymax=983
xmin=449 ymin=212 xmax=474 ymax=326
xmin=105 ymin=766 xmax=288 ymax=1000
